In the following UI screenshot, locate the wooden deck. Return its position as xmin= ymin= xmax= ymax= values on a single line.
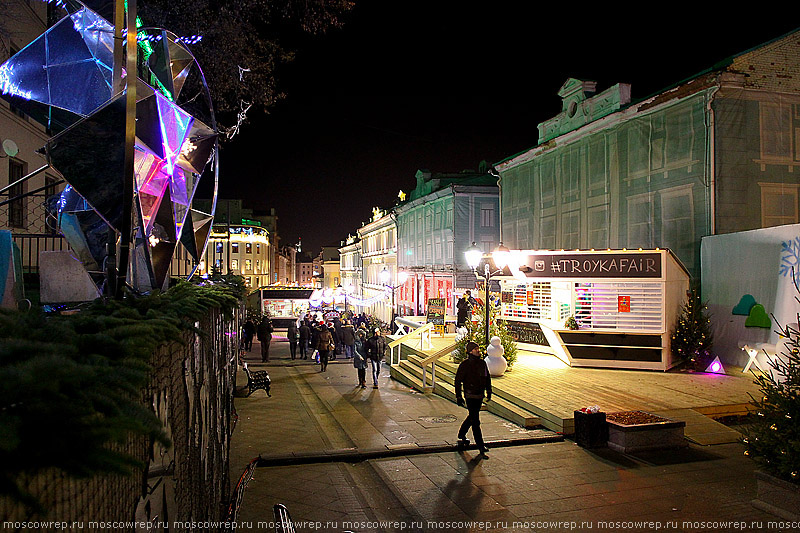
xmin=391 ymin=333 xmax=761 ymax=436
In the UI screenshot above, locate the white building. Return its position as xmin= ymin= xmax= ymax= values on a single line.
xmin=357 ymin=207 xmax=397 ymax=323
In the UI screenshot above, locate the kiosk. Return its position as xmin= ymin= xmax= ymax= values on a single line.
xmin=497 ymin=249 xmax=689 ymax=371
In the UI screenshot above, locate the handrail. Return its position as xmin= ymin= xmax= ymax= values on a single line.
xmin=387 ymin=321 xmax=433 ymax=366
xmin=419 ymin=340 xmax=458 ymax=390
xmin=273 ymin=503 xmax=295 ymax=533
xmin=225 ymin=457 xmax=259 ymax=526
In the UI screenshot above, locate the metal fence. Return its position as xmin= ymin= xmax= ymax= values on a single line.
xmin=0 ymin=306 xmax=242 ymax=532
xmin=1 ymin=192 xmax=70 ymax=274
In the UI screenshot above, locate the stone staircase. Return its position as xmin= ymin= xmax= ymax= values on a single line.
xmin=390 ymin=344 xmax=542 ymax=429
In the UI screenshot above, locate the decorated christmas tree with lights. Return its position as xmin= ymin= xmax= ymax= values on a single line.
xmin=670 ymin=287 xmax=714 ymax=371
xmin=744 ymin=283 xmax=800 ymax=485
xmin=452 ymin=298 xmax=517 ymax=370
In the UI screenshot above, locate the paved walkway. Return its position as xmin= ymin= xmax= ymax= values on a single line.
xmin=230 ymin=337 xmax=786 ymax=533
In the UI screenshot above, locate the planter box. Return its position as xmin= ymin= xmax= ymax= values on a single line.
xmin=574 ymin=410 xmax=608 ymax=448
xmin=605 ymin=411 xmax=686 ymax=453
xmin=752 ymin=470 xmax=800 ymax=520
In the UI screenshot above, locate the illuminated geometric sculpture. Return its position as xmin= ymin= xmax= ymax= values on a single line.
xmin=705 ymin=355 xmax=725 ymax=374
xmin=0 ymin=1 xmax=219 ymax=294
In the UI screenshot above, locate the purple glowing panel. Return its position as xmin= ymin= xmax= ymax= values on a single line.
xmin=155 ymin=92 xmax=193 ymax=176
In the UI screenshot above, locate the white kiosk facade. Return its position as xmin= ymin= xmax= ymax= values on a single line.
xmin=497 ymin=249 xmax=689 ymax=371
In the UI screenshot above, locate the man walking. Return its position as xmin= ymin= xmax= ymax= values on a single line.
xmin=256 ymin=316 xmax=273 ymax=363
xmin=298 ymin=320 xmax=311 ymax=359
xmin=366 ymin=327 xmax=387 ymax=389
xmin=455 ymin=341 xmax=492 ymax=457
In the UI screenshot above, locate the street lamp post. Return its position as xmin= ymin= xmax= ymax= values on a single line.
xmin=464 ymin=242 xmax=510 ymax=345
xmin=379 ymin=266 xmax=409 ymax=327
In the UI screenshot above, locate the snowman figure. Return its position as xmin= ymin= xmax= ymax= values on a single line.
xmin=485 ymin=336 xmax=507 ymax=377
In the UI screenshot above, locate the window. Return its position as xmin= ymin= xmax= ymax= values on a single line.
xmin=587 ymin=205 xmax=609 ymax=249
xmin=759 ymin=102 xmax=794 ymax=161
xmin=246 ymin=243 xmax=252 ymax=254
xmin=760 ymin=182 xmax=799 ymax=227
xmin=660 ymin=185 xmax=695 ymax=265
xmin=245 ymin=259 xmax=252 ymax=271
xmin=481 ymin=205 xmax=495 ymax=227
xmin=7 ymin=159 xmax=26 ymax=228
xmin=231 ymin=259 xmax=239 ymax=270
xmin=231 ymin=242 xmax=239 ymax=253
xmin=540 ymin=215 xmax=556 ymax=249
xmin=627 ymin=192 xmax=654 ymax=248
xmin=480 ymin=238 xmax=495 ymax=253
xmin=561 ymin=210 xmax=580 ymax=250
xmin=215 ymin=242 xmax=223 ymax=253
xmin=256 ymin=243 xmax=260 ymax=253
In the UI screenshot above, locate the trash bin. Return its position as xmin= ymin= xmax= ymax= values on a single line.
xmin=574 ymin=410 xmax=608 ymax=448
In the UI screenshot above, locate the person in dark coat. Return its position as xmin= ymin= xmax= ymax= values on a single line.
xmin=353 ymin=328 xmax=368 ymax=388
xmin=243 ymin=318 xmax=256 ymax=351
xmin=455 ymin=341 xmax=492 ymax=457
xmin=315 ymin=324 xmax=334 ymax=372
xmin=328 ymin=323 xmax=339 ymax=360
xmin=256 ymin=316 xmax=273 ymax=362
xmin=298 ymin=321 xmax=311 ymax=359
xmin=456 ymin=290 xmax=476 ymax=327
xmin=288 ymin=320 xmax=299 ymax=360
xmin=340 ymin=320 xmax=356 ymax=359
xmin=366 ymin=328 xmax=387 ymax=389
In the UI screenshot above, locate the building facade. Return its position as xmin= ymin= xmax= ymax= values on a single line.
xmin=295 ymin=252 xmax=315 ymax=287
xmin=395 ymin=168 xmax=500 ymax=316
xmin=338 ymin=234 xmax=361 ymax=306
xmin=175 ymin=199 xmax=272 ymax=288
xmin=357 ymin=207 xmax=397 ymax=323
xmin=496 ymin=30 xmax=800 ymax=279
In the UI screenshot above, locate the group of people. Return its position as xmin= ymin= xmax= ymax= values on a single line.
xmin=242 ymin=316 xmax=274 ymax=363
xmin=242 ymin=303 xmax=490 ymax=456
xmin=277 ymin=312 xmax=388 ymax=387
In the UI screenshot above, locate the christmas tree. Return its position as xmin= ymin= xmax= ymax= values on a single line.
xmin=744 ymin=279 xmax=800 ymax=485
xmin=670 ymin=286 xmax=714 ymax=371
xmin=452 ymin=296 xmax=517 ymax=369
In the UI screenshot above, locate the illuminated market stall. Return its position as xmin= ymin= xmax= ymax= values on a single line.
xmin=496 ymin=249 xmax=689 ymax=371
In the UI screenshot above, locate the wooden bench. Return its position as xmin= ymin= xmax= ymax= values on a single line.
xmin=243 ymin=362 xmax=271 ymax=397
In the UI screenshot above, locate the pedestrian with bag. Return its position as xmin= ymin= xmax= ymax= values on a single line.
xmin=366 ymin=327 xmax=387 ymax=389
xmin=256 ymin=316 xmax=274 ymax=363
xmin=353 ymin=328 xmax=368 ymax=388
xmin=455 ymin=341 xmax=492 ymax=457
xmin=315 ymin=324 xmax=334 ymax=372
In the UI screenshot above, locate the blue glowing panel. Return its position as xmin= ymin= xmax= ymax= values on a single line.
xmin=0 ymin=6 xmax=114 ymax=116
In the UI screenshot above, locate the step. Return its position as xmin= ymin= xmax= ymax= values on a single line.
xmin=390 ymin=363 xmax=541 ymax=428
xmin=400 ymin=353 xmax=569 ymax=434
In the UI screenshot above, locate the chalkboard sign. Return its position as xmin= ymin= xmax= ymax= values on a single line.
xmin=426 ymin=298 xmax=446 ymax=325
xmin=505 ymin=320 xmax=549 ymax=347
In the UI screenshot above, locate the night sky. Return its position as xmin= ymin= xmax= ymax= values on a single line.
xmin=216 ymin=3 xmax=798 ymax=254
